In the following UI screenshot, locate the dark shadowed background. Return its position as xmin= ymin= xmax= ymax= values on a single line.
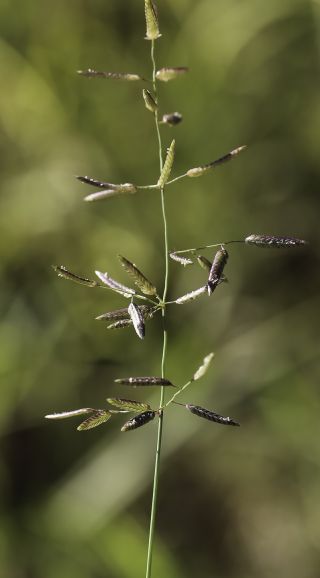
xmin=1 ymin=0 xmax=320 ymax=577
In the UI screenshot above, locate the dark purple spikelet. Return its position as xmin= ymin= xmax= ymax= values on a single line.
xmin=121 ymin=410 xmax=156 ymax=432
xmin=115 ymin=376 xmax=174 ymax=387
xmin=207 ymin=246 xmax=228 ymax=295
xmin=186 ymin=404 xmax=240 ymax=427
xmin=245 ymin=234 xmax=307 ymax=248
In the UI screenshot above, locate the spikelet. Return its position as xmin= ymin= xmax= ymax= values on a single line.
xmin=121 ymin=410 xmax=156 ymax=432
xmin=156 ymin=67 xmax=188 ymax=82
xmin=161 ymin=112 xmax=183 ymax=126
xmin=245 ymin=234 xmax=308 ymax=248
xmin=115 ymin=376 xmax=174 ymax=387
xmin=118 ymin=255 xmax=157 ymax=295
xmin=207 ymin=246 xmax=228 ymax=295
xmin=78 ymin=69 xmax=144 ymax=81
xmin=187 ymin=145 xmax=247 ymax=178
xmin=192 ymin=352 xmax=215 ymax=381
xmin=84 ymin=184 xmax=137 ymax=202
xmin=95 ymin=271 xmax=135 ymax=298
xmin=128 ymin=302 xmax=145 ymax=339
xmin=76 ymin=175 xmax=117 ymax=188
xmin=143 ymin=89 xmax=158 ymax=113
xmin=144 ymin=0 xmax=161 ymax=40
xmin=169 ymin=252 xmax=193 ymax=266
xmin=197 ymin=255 xmax=212 ymax=272
xmin=107 ymin=398 xmax=151 ymax=412
xmin=96 ymin=305 xmax=154 ymax=322
xmin=175 ymin=285 xmax=207 ymax=304
xmin=53 ymin=265 xmax=98 ymax=287
xmin=157 ymin=140 xmax=175 ymax=187
xmin=45 ymin=408 xmax=93 ymax=420
xmin=77 ymin=410 xmax=112 ymax=431
xmin=186 ymin=404 xmax=240 ymax=427
xmin=107 ymin=319 xmax=133 ymax=330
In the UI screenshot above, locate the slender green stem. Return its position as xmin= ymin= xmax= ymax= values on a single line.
xmin=172 ymin=239 xmax=244 ymax=256
xmin=145 ymin=39 xmax=169 ymax=578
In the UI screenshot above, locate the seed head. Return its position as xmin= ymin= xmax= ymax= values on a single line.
xmin=144 ymin=0 xmax=161 ymax=40
xmin=128 ymin=302 xmax=145 ymax=339
xmin=121 ymin=410 xmax=156 ymax=432
xmin=115 ymin=376 xmax=174 ymax=387
xmin=175 ymin=285 xmax=207 ymax=304
xmin=245 ymin=234 xmax=307 ymax=248
xmin=169 ymin=252 xmax=193 ymax=266
xmin=143 ymin=89 xmax=158 ymax=113
xmin=207 ymin=246 xmax=228 ymax=295
xmin=156 ymin=67 xmax=188 ymax=82
xmin=107 ymin=398 xmax=152 ymax=412
xmin=186 ymin=404 xmax=240 ymax=427
xmin=95 ymin=271 xmax=135 ymax=298
xmin=77 ymin=69 xmax=144 ymax=81
xmin=53 ymin=265 xmax=98 ymax=287
xmin=161 ymin=112 xmax=183 ymax=126
xmin=157 ymin=140 xmax=175 ymax=187
xmin=187 ymin=145 xmax=247 ymax=178
xmin=118 ymin=255 xmax=157 ymax=296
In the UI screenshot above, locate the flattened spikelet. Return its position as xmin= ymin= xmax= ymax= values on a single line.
xmin=96 ymin=305 xmax=153 ymax=322
xmin=95 ymin=271 xmax=135 ymax=298
xmin=107 ymin=398 xmax=151 ymax=412
xmin=144 ymin=0 xmax=161 ymax=40
xmin=53 ymin=265 xmax=98 ymax=287
xmin=169 ymin=252 xmax=193 ymax=266
xmin=78 ymin=69 xmax=144 ymax=81
xmin=156 ymin=67 xmax=188 ymax=82
xmin=121 ymin=410 xmax=156 ymax=432
xmin=245 ymin=234 xmax=308 ymax=248
xmin=193 ymin=352 xmax=215 ymax=381
xmin=187 ymin=145 xmax=247 ymax=177
xmin=77 ymin=410 xmax=112 ymax=431
xmin=128 ymin=302 xmax=145 ymax=339
xmin=175 ymin=285 xmax=207 ymax=304
xmin=143 ymin=89 xmax=158 ymax=113
xmin=197 ymin=255 xmax=212 ymax=272
xmin=157 ymin=140 xmax=175 ymax=187
xmin=45 ymin=408 xmax=93 ymax=420
xmin=161 ymin=112 xmax=183 ymax=126
xmin=118 ymin=255 xmax=157 ymax=295
xmin=107 ymin=319 xmax=133 ymax=330
xmin=186 ymin=404 xmax=240 ymax=427
xmin=207 ymin=246 xmax=228 ymax=295
xmin=115 ymin=376 xmax=174 ymax=387
xmin=76 ymin=175 xmax=116 ymax=188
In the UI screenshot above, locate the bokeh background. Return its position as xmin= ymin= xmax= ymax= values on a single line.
xmin=1 ymin=0 xmax=320 ymax=576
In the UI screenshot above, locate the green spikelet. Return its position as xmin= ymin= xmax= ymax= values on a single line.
xmin=77 ymin=410 xmax=112 ymax=431
xmin=53 ymin=265 xmax=98 ymax=287
xmin=107 ymin=398 xmax=152 ymax=412
xmin=157 ymin=140 xmax=175 ymax=187
xmin=144 ymin=0 xmax=161 ymax=40
xmin=118 ymin=255 xmax=157 ymax=296
xmin=143 ymin=89 xmax=158 ymax=113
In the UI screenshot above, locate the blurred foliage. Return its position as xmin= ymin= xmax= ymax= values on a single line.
xmin=1 ymin=0 xmax=320 ymax=577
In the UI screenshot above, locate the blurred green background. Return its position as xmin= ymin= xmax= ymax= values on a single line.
xmin=1 ymin=0 xmax=320 ymax=576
